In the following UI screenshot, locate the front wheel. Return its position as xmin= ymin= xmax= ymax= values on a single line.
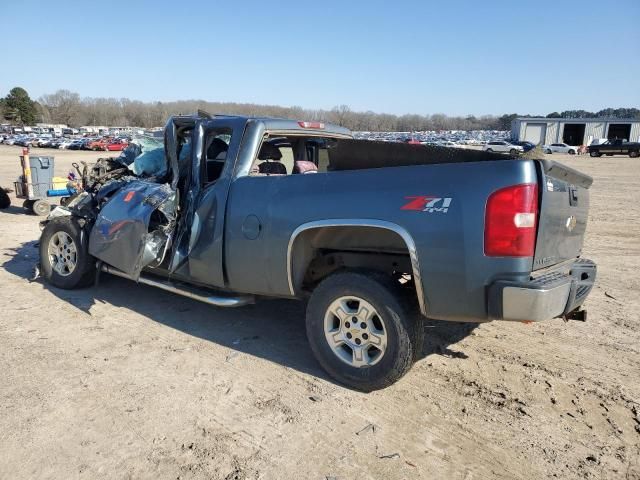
xmin=486 ymin=148 xmax=493 ymax=152
xmin=568 ymin=149 xmax=576 ymax=155
xmin=590 ymin=151 xmax=601 ymax=157
xmin=629 ymin=150 xmax=639 ymax=158
xmin=545 ymin=149 xmax=552 ymax=154
xmin=509 ymin=148 xmax=518 ymax=155
xmin=306 ymin=270 xmax=424 ymax=391
xmin=40 ymin=217 xmax=96 ymax=289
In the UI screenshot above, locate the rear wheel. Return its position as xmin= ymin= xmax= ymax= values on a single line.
xmin=590 ymin=151 xmax=601 ymax=157
xmin=545 ymin=149 xmax=552 ymax=154
xmin=568 ymin=149 xmax=576 ymax=155
xmin=509 ymin=148 xmax=518 ymax=155
xmin=486 ymin=148 xmax=493 ymax=152
xmin=306 ymin=270 xmax=424 ymax=391
xmin=40 ymin=217 xmax=96 ymax=289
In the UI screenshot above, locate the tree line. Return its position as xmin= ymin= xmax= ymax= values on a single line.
xmin=1 ymin=87 xmax=639 ymax=132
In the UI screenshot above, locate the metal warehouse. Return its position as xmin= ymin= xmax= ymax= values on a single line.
xmin=511 ymin=117 xmax=640 ymax=146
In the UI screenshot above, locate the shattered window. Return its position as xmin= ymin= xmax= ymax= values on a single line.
xmin=204 ymin=128 xmax=233 ymax=183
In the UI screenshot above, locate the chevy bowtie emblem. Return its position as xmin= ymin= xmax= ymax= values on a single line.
xmin=566 ymin=215 xmax=577 ymax=232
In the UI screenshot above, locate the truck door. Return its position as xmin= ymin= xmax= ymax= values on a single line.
xmin=223 ymin=133 xmax=334 ymax=297
xmin=168 ymin=117 xmax=246 ymax=288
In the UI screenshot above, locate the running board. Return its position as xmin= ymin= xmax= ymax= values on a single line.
xmin=100 ymin=264 xmax=254 ymax=308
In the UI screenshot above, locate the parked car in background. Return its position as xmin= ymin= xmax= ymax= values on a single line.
xmin=80 ymin=138 xmax=96 ymax=150
xmin=57 ymin=138 xmax=75 ymax=149
xmin=67 ymin=139 xmax=85 ymax=150
xmin=106 ymin=139 xmax=129 ymax=151
xmin=14 ymin=136 xmax=36 ymax=147
xmin=35 ymin=137 xmax=54 ymax=148
xmin=88 ymin=138 xmax=109 ymax=151
xmin=510 ymin=140 xmax=536 ymax=152
xmin=588 ymin=139 xmax=640 ymax=158
xmin=482 ymin=141 xmax=523 ymax=155
xmin=543 ymin=143 xmax=578 ymax=155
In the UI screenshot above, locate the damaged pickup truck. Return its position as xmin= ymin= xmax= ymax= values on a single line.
xmin=39 ymin=113 xmax=597 ymax=390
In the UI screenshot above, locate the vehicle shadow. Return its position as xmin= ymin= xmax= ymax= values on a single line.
xmin=3 ymin=241 xmax=478 ymax=387
xmin=0 ymin=204 xmax=32 ymax=216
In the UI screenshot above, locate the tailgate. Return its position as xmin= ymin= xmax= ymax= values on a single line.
xmin=533 ymin=160 xmax=592 ymax=270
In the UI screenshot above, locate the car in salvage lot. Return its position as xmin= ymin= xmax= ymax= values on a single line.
xmin=38 ymin=114 xmax=597 ymax=391
xmin=482 ymin=140 xmax=523 ymax=155
xmin=105 ymin=138 xmax=129 ymax=151
xmin=543 ymin=143 xmax=579 ymax=155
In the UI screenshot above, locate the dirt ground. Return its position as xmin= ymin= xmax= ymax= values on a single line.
xmin=0 ymin=144 xmax=639 ymax=479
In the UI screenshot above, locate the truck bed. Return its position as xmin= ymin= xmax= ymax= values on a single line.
xmin=327 ymin=139 xmax=516 ymax=170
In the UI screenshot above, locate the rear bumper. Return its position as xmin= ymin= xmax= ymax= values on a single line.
xmin=488 ymin=258 xmax=596 ymax=321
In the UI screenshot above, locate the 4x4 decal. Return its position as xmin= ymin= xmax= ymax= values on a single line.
xmin=401 ymin=196 xmax=452 ymax=213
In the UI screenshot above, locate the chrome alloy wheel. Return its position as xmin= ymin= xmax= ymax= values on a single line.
xmin=323 ymin=296 xmax=388 ymax=368
xmin=47 ymin=231 xmax=78 ymax=277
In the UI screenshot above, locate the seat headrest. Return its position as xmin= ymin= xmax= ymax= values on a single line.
xmin=258 ymin=143 xmax=282 ymax=161
xmin=293 ymin=160 xmax=318 ymax=174
xmin=207 ymin=138 xmax=228 ymax=159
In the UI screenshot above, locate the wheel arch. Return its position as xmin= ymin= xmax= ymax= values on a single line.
xmin=287 ymin=219 xmax=427 ymax=315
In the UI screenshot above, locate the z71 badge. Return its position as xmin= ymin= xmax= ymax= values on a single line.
xmin=401 ymin=196 xmax=452 ymax=213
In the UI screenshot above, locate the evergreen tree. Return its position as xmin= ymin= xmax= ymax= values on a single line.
xmin=2 ymin=87 xmax=38 ymax=124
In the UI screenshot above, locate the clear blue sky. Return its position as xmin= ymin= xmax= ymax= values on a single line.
xmin=3 ymin=0 xmax=639 ymax=116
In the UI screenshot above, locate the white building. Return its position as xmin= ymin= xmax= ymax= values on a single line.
xmin=512 ymin=117 xmax=640 ymax=146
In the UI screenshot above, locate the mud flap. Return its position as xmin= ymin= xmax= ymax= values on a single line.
xmin=88 ymin=181 xmax=177 ymax=279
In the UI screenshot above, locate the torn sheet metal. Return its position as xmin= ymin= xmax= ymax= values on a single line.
xmin=88 ymin=181 xmax=176 ymax=279
xmin=169 ymin=122 xmax=204 ymax=275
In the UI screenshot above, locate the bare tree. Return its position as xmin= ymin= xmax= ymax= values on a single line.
xmin=330 ymin=105 xmax=352 ymax=128
xmin=39 ymin=90 xmax=81 ymax=126
xmin=38 ymin=88 xmax=638 ymax=132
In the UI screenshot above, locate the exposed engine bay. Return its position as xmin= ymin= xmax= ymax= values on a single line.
xmin=42 ymin=117 xmax=195 ymax=281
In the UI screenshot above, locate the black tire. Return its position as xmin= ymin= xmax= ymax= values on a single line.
xmin=545 ymin=149 xmax=552 ymax=154
xmin=306 ymin=270 xmax=424 ymax=391
xmin=590 ymin=151 xmax=600 ymax=157
xmin=630 ymin=150 xmax=639 ymax=158
xmin=32 ymin=199 xmax=50 ymax=216
xmin=39 ymin=217 xmax=96 ymax=289
xmin=568 ymin=149 xmax=576 ymax=155
xmin=486 ymin=148 xmax=493 ymax=152
xmin=509 ymin=148 xmax=518 ymax=155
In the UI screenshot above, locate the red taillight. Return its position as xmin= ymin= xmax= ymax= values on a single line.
xmin=484 ymin=183 xmax=538 ymax=257
xmin=298 ymin=121 xmax=325 ymax=129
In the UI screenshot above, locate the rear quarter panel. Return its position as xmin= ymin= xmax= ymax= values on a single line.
xmin=225 ymin=159 xmax=538 ymax=322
